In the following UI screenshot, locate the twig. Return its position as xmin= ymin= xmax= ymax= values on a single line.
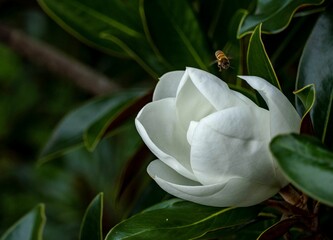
xmin=279 ymin=184 xmax=308 ymax=211
xmin=0 ymin=23 xmax=121 ymax=95
xmin=265 ymin=200 xmax=308 ymax=217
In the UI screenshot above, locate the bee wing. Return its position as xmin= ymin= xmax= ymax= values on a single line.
xmin=209 ymin=59 xmax=218 ymax=66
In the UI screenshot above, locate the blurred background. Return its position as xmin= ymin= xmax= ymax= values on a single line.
xmin=0 ymin=0 xmax=162 ymax=239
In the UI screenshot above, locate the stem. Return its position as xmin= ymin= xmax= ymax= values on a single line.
xmin=279 ymin=185 xmax=308 ymax=210
xmin=0 ymin=23 xmax=121 ymax=95
xmin=265 ymin=200 xmax=308 ymax=217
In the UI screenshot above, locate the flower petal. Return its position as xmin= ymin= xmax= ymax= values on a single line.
xmin=238 ymin=76 xmax=301 ymax=137
xmin=175 ymin=68 xmax=258 ymax=130
xmin=135 ymin=98 xmax=196 ymax=181
xmin=175 ymin=69 xmax=216 ymax=130
xmin=238 ymin=76 xmax=299 ymax=186
xmin=147 ymin=160 xmax=280 ymax=207
xmin=147 ymin=160 xmax=198 ymax=186
xmin=186 ymin=67 xmax=252 ymax=110
xmin=153 ymin=71 xmax=185 ymax=101
xmin=190 ymin=107 xmax=282 ymax=187
xmin=186 ymin=121 xmax=199 ymax=145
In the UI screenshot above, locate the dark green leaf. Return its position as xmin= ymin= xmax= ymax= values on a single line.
xmin=79 ymin=193 xmax=103 ymax=240
xmin=37 ymin=0 xmax=167 ymax=77
xmin=142 ymin=0 xmax=211 ymax=71
xmin=0 ymin=204 xmax=46 ymax=240
xmin=294 ymin=84 xmax=315 ymax=115
xmin=238 ymin=0 xmax=325 ymax=37
xmin=294 ymin=84 xmax=316 ymax=134
xmin=257 ymin=217 xmax=300 ymax=240
xmin=114 ymin=144 xmax=153 ymax=214
xmin=198 ymin=217 xmax=278 ymax=240
xmin=105 ymin=199 xmax=262 ymax=240
xmin=247 ymin=24 xmax=280 ymax=89
xmin=39 ymin=90 xmax=148 ymax=164
xmin=84 ymin=90 xmax=152 ymax=151
xmin=271 ymin=134 xmax=333 ymax=206
xmin=296 ymin=9 xmax=333 ymax=148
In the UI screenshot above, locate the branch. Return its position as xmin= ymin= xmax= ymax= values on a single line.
xmin=0 ymin=23 xmax=121 ymax=95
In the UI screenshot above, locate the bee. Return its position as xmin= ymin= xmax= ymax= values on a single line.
xmin=215 ymin=50 xmax=230 ymax=71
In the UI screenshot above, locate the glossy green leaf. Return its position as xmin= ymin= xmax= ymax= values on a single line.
xmin=142 ymin=0 xmax=210 ymax=71
xmin=247 ymin=24 xmax=280 ymax=90
xmin=114 ymin=144 xmax=153 ymax=215
xmin=294 ymin=84 xmax=316 ymax=134
xmin=0 ymin=204 xmax=46 ymax=240
xmin=39 ymin=90 xmax=148 ymax=164
xmin=84 ymin=90 xmax=152 ymax=151
xmin=296 ymin=9 xmax=333 ymax=148
xmin=105 ymin=199 xmax=262 ymax=240
xmin=37 ymin=0 xmax=167 ymax=77
xmin=79 ymin=193 xmax=103 ymax=240
xmin=234 ymin=218 xmax=278 ymax=240
xmin=197 ymin=217 xmax=277 ymax=240
xmin=257 ymin=217 xmax=300 ymax=240
xmin=294 ymin=84 xmax=315 ymax=115
xmin=238 ymin=0 xmax=325 ymax=37
xmin=270 ymin=134 xmax=333 ymax=207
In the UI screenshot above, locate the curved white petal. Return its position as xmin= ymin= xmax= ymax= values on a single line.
xmin=147 ymin=160 xmax=280 ymax=207
xmin=175 ymin=69 xmax=216 ymax=130
xmin=231 ymin=90 xmax=258 ymax=108
xmin=186 ymin=121 xmax=198 ymax=145
xmin=135 ymin=98 xmax=196 ymax=181
xmin=153 ymin=71 xmax=185 ymax=101
xmin=147 ymin=160 xmax=199 ymax=186
xmin=238 ymin=76 xmax=301 ymax=137
xmin=190 ymin=107 xmax=281 ymax=187
xmin=186 ymin=67 xmax=251 ymax=110
xmin=239 ymin=76 xmax=300 ymax=186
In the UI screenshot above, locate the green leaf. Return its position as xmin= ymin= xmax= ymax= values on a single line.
xmin=105 ymin=199 xmax=262 ymax=240
xmin=37 ymin=0 xmax=167 ymax=77
xmin=257 ymin=217 xmax=300 ymax=240
xmin=294 ymin=84 xmax=316 ymax=134
xmin=198 ymin=217 xmax=277 ymax=240
xmin=142 ymin=0 xmax=211 ymax=71
xmin=39 ymin=90 xmax=149 ymax=164
xmin=270 ymin=134 xmax=333 ymax=207
xmin=296 ymin=9 xmax=333 ymax=148
xmin=238 ymin=0 xmax=325 ymax=37
xmin=294 ymin=84 xmax=315 ymax=115
xmin=0 ymin=204 xmax=46 ymax=240
xmin=247 ymin=24 xmax=280 ymax=90
xmin=114 ymin=144 xmax=154 ymax=216
xmin=79 ymin=193 xmax=103 ymax=240
xmin=84 ymin=90 xmax=152 ymax=151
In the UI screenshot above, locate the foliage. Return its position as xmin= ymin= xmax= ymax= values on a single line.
xmin=271 ymin=134 xmax=333 ymax=207
xmin=1 ymin=0 xmax=333 ymax=239
xmin=0 ymin=204 xmax=45 ymax=240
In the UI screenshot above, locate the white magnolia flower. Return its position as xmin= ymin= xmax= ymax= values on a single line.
xmin=135 ymin=67 xmax=300 ymax=207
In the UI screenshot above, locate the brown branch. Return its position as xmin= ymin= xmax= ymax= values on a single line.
xmin=0 ymin=23 xmax=122 ymax=95
xmin=279 ymin=184 xmax=308 ymax=211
